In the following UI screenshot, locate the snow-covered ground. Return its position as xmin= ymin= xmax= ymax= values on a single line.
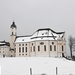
xmin=0 ymin=57 xmax=75 ymax=75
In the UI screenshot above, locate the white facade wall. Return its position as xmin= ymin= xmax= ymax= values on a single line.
xmin=57 ymin=40 xmax=66 ymax=57
xmin=49 ymin=41 xmax=58 ymax=57
xmin=15 ymin=43 xmax=30 ymax=57
xmin=35 ymin=41 xmax=49 ymax=57
xmin=15 ymin=40 xmax=66 ymax=57
xmin=30 ymin=41 xmax=36 ymax=57
xmin=0 ymin=46 xmax=10 ymax=57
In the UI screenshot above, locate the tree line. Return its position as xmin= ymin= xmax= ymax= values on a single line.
xmin=68 ymin=35 xmax=75 ymax=60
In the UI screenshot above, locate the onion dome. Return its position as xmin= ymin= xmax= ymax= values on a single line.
xmin=10 ymin=21 xmax=17 ymax=28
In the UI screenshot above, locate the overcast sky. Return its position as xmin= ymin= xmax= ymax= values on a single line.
xmin=0 ymin=0 xmax=75 ymax=55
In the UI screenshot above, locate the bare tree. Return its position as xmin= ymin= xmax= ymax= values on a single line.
xmin=68 ymin=35 xmax=73 ymax=58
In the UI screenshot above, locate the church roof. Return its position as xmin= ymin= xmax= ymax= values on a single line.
xmin=10 ymin=22 xmax=17 ymax=28
xmin=37 ymin=28 xmax=64 ymax=34
xmin=0 ymin=40 xmax=10 ymax=46
xmin=15 ymin=28 xmax=65 ymax=43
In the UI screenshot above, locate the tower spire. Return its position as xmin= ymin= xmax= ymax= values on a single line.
xmin=13 ymin=17 xmax=15 ymax=22
xmin=10 ymin=21 xmax=17 ymax=28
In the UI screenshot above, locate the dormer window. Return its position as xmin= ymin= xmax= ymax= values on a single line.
xmin=42 ymin=33 xmax=44 ymax=35
xmin=22 ymin=39 xmax=24 ymax=41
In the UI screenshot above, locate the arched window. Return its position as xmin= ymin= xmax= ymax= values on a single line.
xmin=26 ymin=47 xmax=27 ymax=52
xmin=54 ymin=45 xmax=56 ymax=51
xmin=33 ymin=46 xmax=35 ymax=52
xmin=50 ymin=45 xmax=52 ymax=51
xmin=38 ymin=46 xmax=40 ymax=51
xmin=44 ymin=45 xmax=46 ymax=51
xmin=22 ymin=47 xmax=24 ymax=52
xmin=62 ymin=46 xmax=64 ymax=51
xmin=19 ymin=47 xmax=21 ymax=53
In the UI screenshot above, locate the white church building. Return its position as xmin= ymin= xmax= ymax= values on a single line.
xmin=10 ymin=22 xmax=66 ymax=57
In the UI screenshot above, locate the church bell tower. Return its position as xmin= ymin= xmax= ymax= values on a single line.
xmin=10 ymin=21 xmax=17 ymax=57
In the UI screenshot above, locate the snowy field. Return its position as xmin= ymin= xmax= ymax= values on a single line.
xmin=0 ymin=57 xmax=75 ymax=75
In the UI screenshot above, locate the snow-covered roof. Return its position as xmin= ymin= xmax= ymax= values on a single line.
xmin=15 ymin=28 xmax=65 ymax=43
xmin=0 ymin=41 xmax=10 ymax=46
xmin=0 ymin=43 xmax=5 ymax=44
